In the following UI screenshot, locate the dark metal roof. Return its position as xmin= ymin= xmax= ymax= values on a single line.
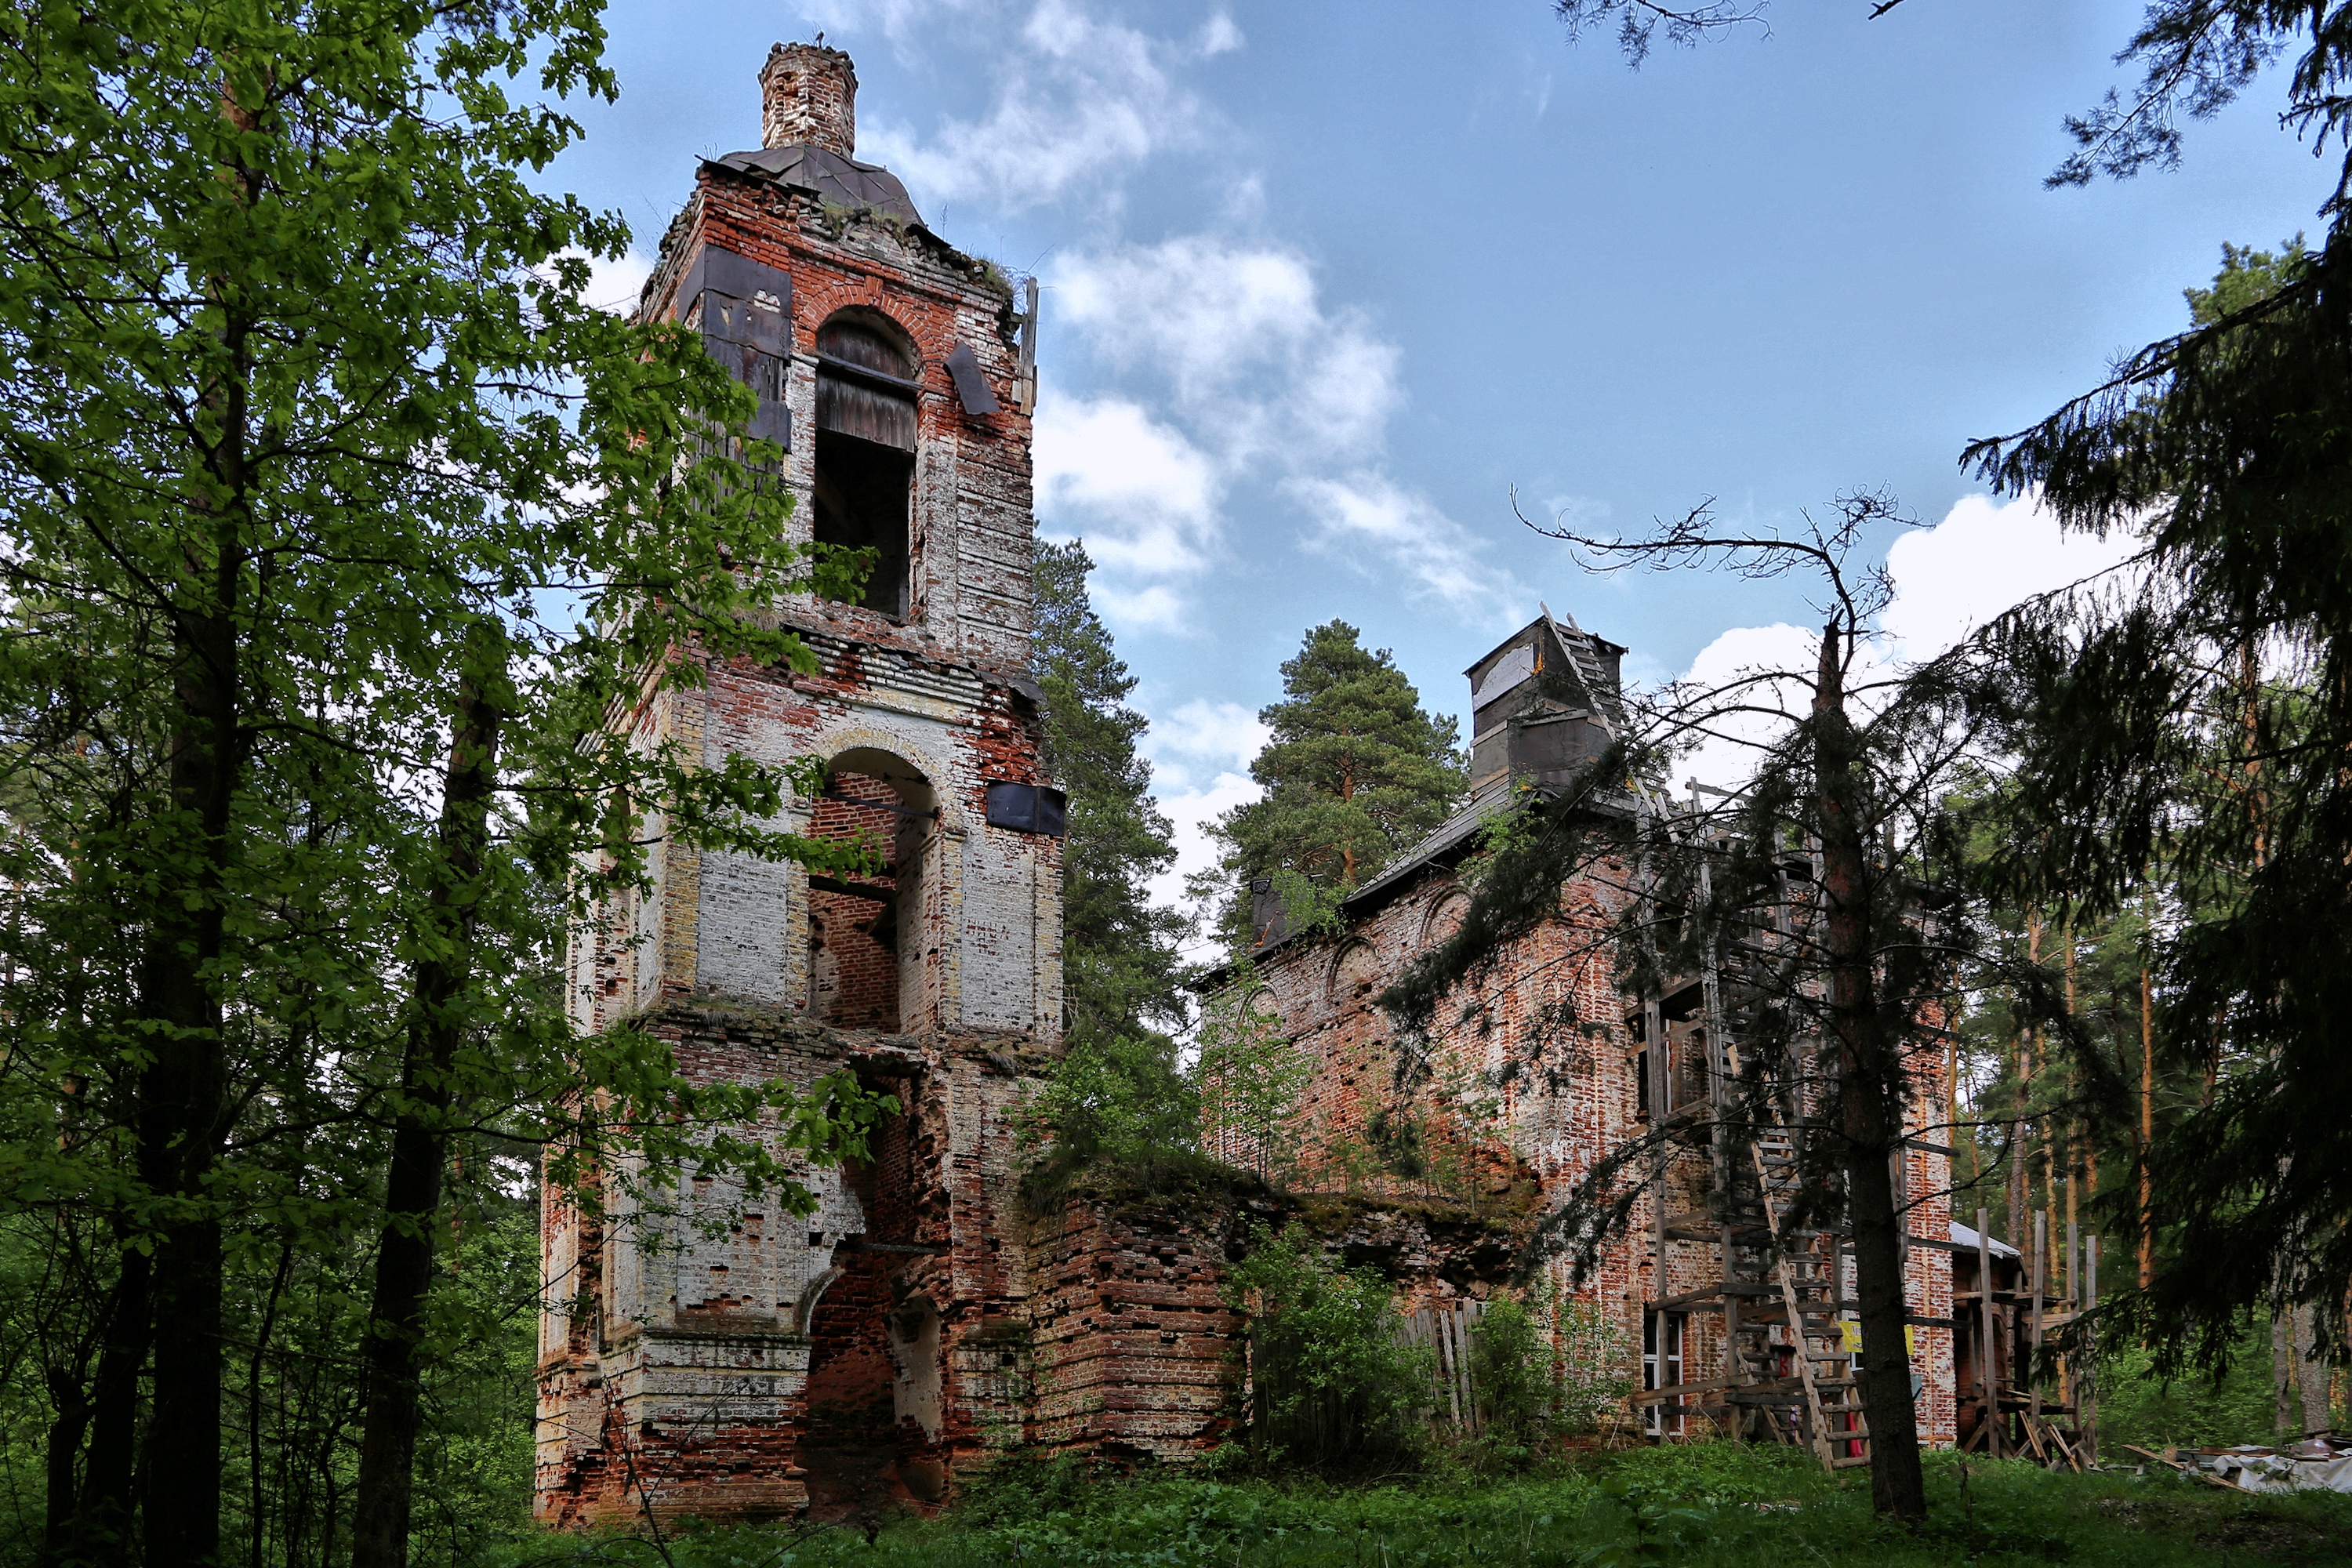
xmin=1193 ymin=778 xmax=1546 ymax=988
xmin=1340 ymin=775 xmax=1530 ymax=910
xmin=710 ymin=143 xmax=924 ymax=227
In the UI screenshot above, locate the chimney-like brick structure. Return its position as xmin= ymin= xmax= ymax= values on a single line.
xmin=760 ymin=42 xmax=856 ymax=156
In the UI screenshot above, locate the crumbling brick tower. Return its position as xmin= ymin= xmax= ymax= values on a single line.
xmin=537 ymin=43 xmax=1062 ymax=1527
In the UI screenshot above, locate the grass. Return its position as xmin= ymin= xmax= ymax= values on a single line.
xmin=497 ymin=1443 xmax=2352 ymax=1568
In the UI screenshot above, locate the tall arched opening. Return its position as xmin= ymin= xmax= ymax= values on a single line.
xmin=813 ymin=310 xmax=916 ymax=618
xmin=806 ymin=746 xmax=937 ymax=1033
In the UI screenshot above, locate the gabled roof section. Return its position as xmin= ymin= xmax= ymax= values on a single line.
xmin=711 ymin=143 xmax=924 ymax=227
xmin=1342 ymin=774 xmax=1528 ymax=910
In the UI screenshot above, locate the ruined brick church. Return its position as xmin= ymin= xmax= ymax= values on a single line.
xmin=537 ymin=43 xmax=1962 ymax=1530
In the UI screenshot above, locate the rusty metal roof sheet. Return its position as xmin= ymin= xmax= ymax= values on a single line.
xmin=710 ymin=143 xmax=924 ymax=227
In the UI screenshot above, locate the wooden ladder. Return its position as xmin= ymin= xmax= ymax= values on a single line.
xmin=1749 ymin=1138 xmax=1869 ymax=1471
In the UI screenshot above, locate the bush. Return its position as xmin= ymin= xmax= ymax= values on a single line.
xmin=1226 ymin=1221 xmax=1433 ymax=1474
xmin=1464 ymin=1295 xmax=1563 ymax=1471
xmin=2097 ymin=1320 xmax=2283 ymax=1452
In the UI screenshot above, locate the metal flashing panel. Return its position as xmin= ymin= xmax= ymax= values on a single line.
xmin=944 ymin=343 xmax=1000 ymax=416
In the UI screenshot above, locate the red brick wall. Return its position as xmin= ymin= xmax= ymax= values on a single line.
xmin=1236 ymin=857 xmax=1960 ymax=1446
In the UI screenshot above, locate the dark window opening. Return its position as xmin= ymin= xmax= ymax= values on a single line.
xmin=813 ymin=430 xmax=911 ymax=617
xmin=807 ymin=757 xmax=937 ymax=1032
xmin=815 ymin=314 xmax=916 ymax=619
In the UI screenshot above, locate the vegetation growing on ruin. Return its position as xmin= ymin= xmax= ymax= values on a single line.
xmin=494 ymin=1445 xmax=2352 ymax=1567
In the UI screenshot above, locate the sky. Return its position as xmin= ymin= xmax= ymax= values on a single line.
xmin=551 ymin=1 xmax=2331 ymax=909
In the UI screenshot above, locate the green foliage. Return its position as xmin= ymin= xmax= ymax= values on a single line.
xmin=481 ymin=1447 xmax=2352 ymax=1568
xmin=1196 ymin=967 xmax=1317 ymax=1185
xmin=0 ymin=0 xmax=887 ymax=1558
xmin=2096 ymin=1322 xmax=2282 ymax=1454
xmin=1963 ymin=224 xmax=2352 ymax=1374
xmin=1021 ymin=541 xmax=1211 ymax=1201
xmin=1463 ymin=1297 xmax=1562 ymax=1470
xmin=1200 ymin=622 xmax=1465 ymax=953
xmin=1226 ymin=1221 xmax=1433 ymax=1474
xmin=1030 ymin=541 xmax=1187 ymax=1051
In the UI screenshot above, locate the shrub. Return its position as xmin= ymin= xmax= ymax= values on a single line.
xmin=1226 ymin=1221 xmax=1433 ymax=1474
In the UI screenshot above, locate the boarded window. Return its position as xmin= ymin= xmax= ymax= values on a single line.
xmin=816 ymin=318 xmax=918 ymax=449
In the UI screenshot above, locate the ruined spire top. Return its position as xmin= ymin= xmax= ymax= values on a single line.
xmin=760 ymin=42 xmax=857 ymax=158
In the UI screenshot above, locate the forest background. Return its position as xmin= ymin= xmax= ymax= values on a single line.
xmin=4 ymin=1 xmax=2352 ymax=1566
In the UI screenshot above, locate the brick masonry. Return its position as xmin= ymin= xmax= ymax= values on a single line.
xmin=539 ymin=42 xmax=1962 ymax=1536
xmin=537 ymin=42 xmax=1067 ymax=1529
xmin=1227 ymin=808 xmax=1959 ymax=1448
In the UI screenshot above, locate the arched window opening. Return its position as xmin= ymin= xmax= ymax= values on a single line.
xmin=815 ymin=314 xmax=916 ymax=618
xmin=806 ymin=750 xmax=936 ymax=1030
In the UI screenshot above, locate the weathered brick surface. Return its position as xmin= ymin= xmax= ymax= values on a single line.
xmin=539 ymin=43 xmax=1065 ymax=1528
xmin=1233 ymin=839 xmax=1959 ymax=1447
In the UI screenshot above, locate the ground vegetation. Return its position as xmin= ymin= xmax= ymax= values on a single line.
xmin=476 ymin=1443 xmax=2352 ymax=1567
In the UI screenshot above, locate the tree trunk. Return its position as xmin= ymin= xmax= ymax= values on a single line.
xmin=2139 ymin=964 xmax=2155 ymax=1289
xmin=42 ymin=1363 xmax=92 ymax=1562
xmin=350 ymin=661 xmax=504 ymax=1568
xmin=140 ymin=533 xmax=242 ymax=1568
xmin=1812 ymin=620 xmax=1926 ymax=1523
xmin=68 ymin=1247 xmax=150 ymax=1559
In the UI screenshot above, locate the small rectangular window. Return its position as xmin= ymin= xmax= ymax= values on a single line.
xmin=1643 ymin=1308 xmax=1685 ymax=1436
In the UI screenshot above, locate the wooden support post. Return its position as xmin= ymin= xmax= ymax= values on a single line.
xmin=2082 ymin=1235 xmax=2100 ymax=1467
xmin=1649 ymin=999 xmax=1666 ymax=1277
xmin=2031 ymin=1209 xmax=2045 ymax=1430
xmin=2063 ymin=1220 xmax=2079 ymax=1410
xmin=1976 ymin=1208 xmax=2001 ymax=1458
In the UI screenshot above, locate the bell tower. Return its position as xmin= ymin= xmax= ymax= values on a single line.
xmin=539 ymin=42 xmax=1061 ymax=1526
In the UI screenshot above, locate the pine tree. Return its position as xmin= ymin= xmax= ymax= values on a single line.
xmin=1967 ymin=213 xmax=2352 ymax=1385
xmin=1207 ymin=622 xmax=1465 ymax=949
xmin=1033 ymin=541 xmax=1186 ymax=1043
xmin=1028 ymin=542 xmax=1192 ymax=1171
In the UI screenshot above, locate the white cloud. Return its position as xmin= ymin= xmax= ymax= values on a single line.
xmin=1149 ymin=769 xmax=1260 ymax=949
xmin=1056 ymin=237 xmax=1399 ymax=460
xmin=554 ymin=248 xmax=655 ymax=315
xmin=1033 ymin=393 xmax=1223 ymax=623
xmin=1669 ymin=622 xmax=1823 ymax=793
xmin=1144 ymin=698 xmax=1269 ymax=789
xmin=1290 ymin=474 xmax=1521 ymax=626
xmin=1047 ymin=236 xmax=1435 ymax=624
xmin=1667 ymin=492 xmax=2147 ymax=789
xmin=1134 ymin=695 xmax=1270 ymax=946
xmin=1199 ymin=13 xmax=1244 ymax=56
xmin=1878 ymin=491 xmax=2143 ymax=659
xmin=856 ymin=0 xmax=1221 ymax=211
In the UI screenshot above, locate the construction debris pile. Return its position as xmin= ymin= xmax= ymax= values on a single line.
xmin=2125 ymin=1437 xmax=2352 ymax=1494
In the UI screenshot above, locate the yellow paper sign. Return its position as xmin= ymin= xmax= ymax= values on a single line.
xmin=1837 ymin=1322 xmax=1918 ymax=1358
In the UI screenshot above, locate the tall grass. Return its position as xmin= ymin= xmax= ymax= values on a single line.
xmin=492 ymin=1443 xmax=2352 ymax=1568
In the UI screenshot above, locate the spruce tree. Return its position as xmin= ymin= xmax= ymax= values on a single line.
xmin=1207 ymin=622 xmax=1465 ymax=949
xmin=1032 ymin=541 xmax=1186 ymax=1043
xmin=1028 ymin=542 xmax=1192 ymax=1170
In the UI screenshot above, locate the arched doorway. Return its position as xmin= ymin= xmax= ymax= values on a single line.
xmin=795 ymin=1072 xmax=948 ymax=1519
